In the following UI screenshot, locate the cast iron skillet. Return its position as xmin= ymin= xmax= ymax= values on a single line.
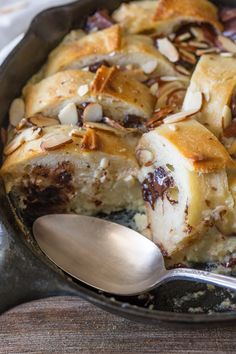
xmin=1 ymin=0 xmax=236 ymax=326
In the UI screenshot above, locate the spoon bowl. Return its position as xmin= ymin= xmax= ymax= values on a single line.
xmin=33 ymin=214 xmax=236 ymax=295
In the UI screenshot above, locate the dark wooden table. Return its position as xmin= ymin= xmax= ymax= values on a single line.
xmin=1 ymin=296 xmax=236 ymax=353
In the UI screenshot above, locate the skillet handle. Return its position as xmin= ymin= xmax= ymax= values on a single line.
xmin=0 ymin=196 xmax=80 ymax=314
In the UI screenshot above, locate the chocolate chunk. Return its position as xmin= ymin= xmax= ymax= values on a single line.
xmin=142 ymin=167 xmax=174 ymax=209
xmin=85 ymin=10 xmax=115 ymax=32
xmin=123 ymin=115 xmax=143 ymax=128
xmin=89 ymin=60 xmax=110 ymax=73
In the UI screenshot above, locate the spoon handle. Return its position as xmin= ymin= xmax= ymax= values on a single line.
xmin=164 ymin=267 xmax=236 ymax=290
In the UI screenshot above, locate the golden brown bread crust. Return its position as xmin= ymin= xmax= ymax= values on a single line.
xmin=183 ymin=55 xmax=236 ymax=138
xmin=113 ymin=0 xmax=222 ymax=34
xmin=23 ymin=70 xmax=94 ymax=118
xmin=156 ymin=119 xmax=235 ymax=172
xmin=90 ymin=65 xmax=155 ymax=115
xmin=24 ymin=67 xmax=155 ymax=121
xmin=154 ymin=0 xmax=223 ymax=32
xmin=0 ymin=125 xmax=138 ymax=176
xmin=45 ymin=25 xmax=121 ymax=76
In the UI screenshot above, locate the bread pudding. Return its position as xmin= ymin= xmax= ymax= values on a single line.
xmin=2 ymin=0 xmax=236 ymax=266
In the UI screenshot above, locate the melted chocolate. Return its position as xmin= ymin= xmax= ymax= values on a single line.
xmin=21 ymin=162 xmax=76 ymax=218
xmin=123 ymin=115 xmax=143 ymax=128
xmin=142 ymin=167 xmax=174 ymax=209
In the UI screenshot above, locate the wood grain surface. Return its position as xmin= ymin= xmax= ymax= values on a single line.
xmin=0 ymin=296 xmax=236 ymax=353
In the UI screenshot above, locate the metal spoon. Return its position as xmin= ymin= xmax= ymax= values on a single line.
xmin=33 ymin=214 xmax=236 ymax=295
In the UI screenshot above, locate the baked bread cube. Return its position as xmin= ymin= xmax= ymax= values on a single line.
xmin=137 ymin=119 xmax=235 ymax=256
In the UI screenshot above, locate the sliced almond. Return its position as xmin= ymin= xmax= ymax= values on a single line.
xmin=175 ymin=65 xmax=191 ymax=76
xmin=9 ymin=98 xmax=25 ymax=127
xmin=83 ymin=103 xmax=103 ymax=122
xmin=196 ymin=47 xmax=219 ymax=56
xmin=15 ymin=118 xmax=29 ymax=131
xmin=141 ymin=60 xmax=158 ymax=74
xmin=83 ymin=122 xmax=128 ymax=136
xmin=182 ymin=91 xmax=203 ymax=112
xmin=150 ymin=82 xmax=159 ymax=96
xmin=160 ymin=76 xmax=189 ymax=83
xmin=58 ymin=103 xmax=78 ymax=125
xmin=163 ymin=109 xmax=200 ymax=124
xmin=29 ymin=114 xmax=59 ymax=127
xmin=146 ymin=107 xmax=173 ymax=127
xmin=190 ymin=27 xmax=205 ymax=42
xmin=157 ymin=38 xmax=179 ymax=63
xmin=168 ymin=33 xmax=176 ymax=41
xmin=175 ymin=32 xmax=191 ymax=42
xmin=41 ymin=132 xmax=73 ymax=151
xmin=179 ymin=48 xmax=197 ymax=65
xmin=220 ymin=52 xmax=234 ymax=57
xmin=188 ymin=40 xmax=209 ymax=49
xmin=4 ymin=127 xmax=42 ymax=155
xmin=222 ymin=105 xmax=232 ymax=129
xmin=103 ymin=117 xmax=126 ymax=131
xmin=218 ymin=35 xmax=236 ymax=53
xmin=77 ymin=84 xmax=89 ymax=97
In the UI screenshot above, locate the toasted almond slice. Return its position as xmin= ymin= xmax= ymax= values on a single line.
xmin=163 ymin=109 xmax=200 ymax=124
xmin=160 ymin=76 xmax=189 ymax=82
xmin=83 ymin=122 xmax=129 ymax=136
xmin=190 ymin=27 xmax=205 ymax=42
xmin=222 ymin=105 xmax=232 ymax=129
xmin=168 ymin=33 xmax=176 ymax=41
xmin=29 ymin=114 xmax=59 ymax=127
xmin=175 ymin=65 xmax=191 ymax=76
xmin=146 ymin=107 xmax=173 ymax=127
xmin=141 ymin=60 xmax=158 ymax=74
xmin=9 ymin=98 xmax=25 ymax=127
xmin=4 ymin=127 xmax=42 ymax=155
xmin=182 ymin=91 xmax=203 ymax=112
xmin=103 ymin=117 xmax=126 ymax=131
xmin=58 ymin=103 xmax=78 ymax=125
xmin=150 ymin=82 xmax=159 ymax=96
xmin=218 ymin=35 xmax=236 ymax=53
xmin=157 ymin=38 xmax=179 ymax=63
xmin=220 ymin=52 xmax=234 ymax=57
xmin=77 ymin=84 xmax=89 ymax=97
xmin=83 ymin=103 xmax=103 ymax=122
xmin=15 ymin=118 xmax=29 ymax=131
xmin=179 ymin=48 xmax=197 ymax=64
xmin=196 ymin=47 xmax=219 ymax=56
xmin=188 ymin=40 xmax=209 ymax=49
xmin=41 ymin=132 xmax=73 ymax=151
xmin=175 ymin=32 xmax=192 ymax=42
